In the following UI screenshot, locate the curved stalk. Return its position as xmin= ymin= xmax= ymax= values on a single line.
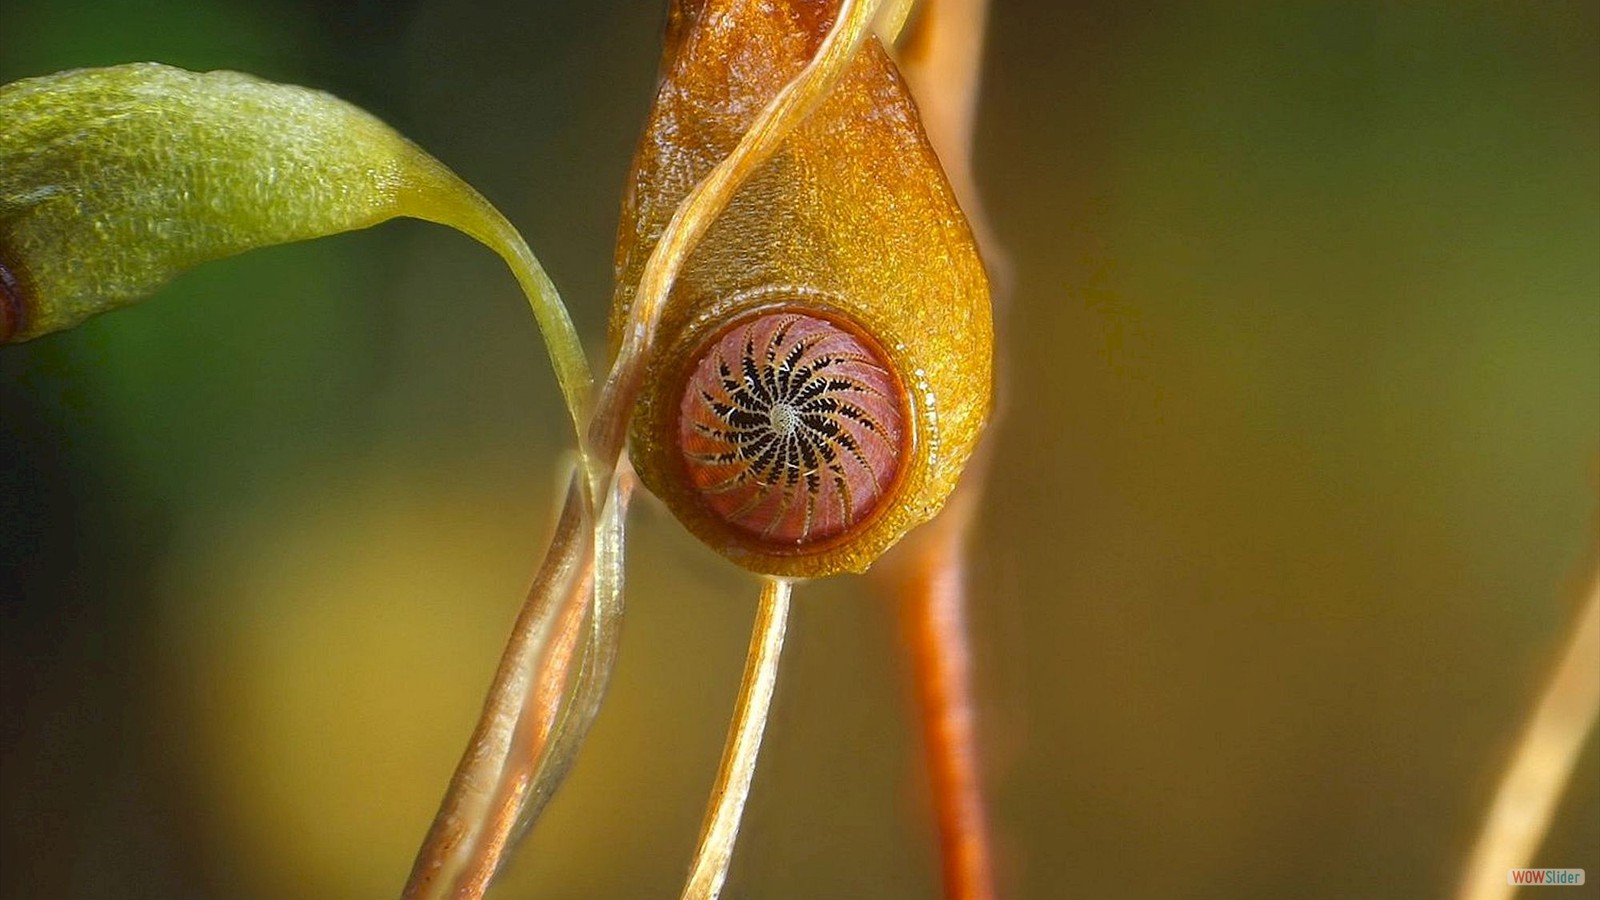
xmin=509 ymin=463 xmax=634 ymax=847
xmin=400 ymin=153 xmax=594 ymax=443
xmin=401 ymin=476 xmax=594 ymax=899
xmin=1455 ymin=576 xmax=1600 ymax=900
xmin=681 ymin=578 xmax=794 ymax=900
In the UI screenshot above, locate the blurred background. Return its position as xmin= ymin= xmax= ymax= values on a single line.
xmin=2 ymin=1 xmax=1597 ymax=898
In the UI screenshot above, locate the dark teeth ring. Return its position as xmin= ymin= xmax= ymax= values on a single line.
xmin=677 ymin=312 xmax=905 ymax=546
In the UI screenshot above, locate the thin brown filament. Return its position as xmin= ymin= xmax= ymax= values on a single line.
xmin=1455 ymin=576 xmax=1600 ymax=900
xmin=681 ymin=577 xmax=793 ymax=900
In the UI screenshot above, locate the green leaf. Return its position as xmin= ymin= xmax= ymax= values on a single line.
xmin=0 ymin=62 xmax=591 ymax=429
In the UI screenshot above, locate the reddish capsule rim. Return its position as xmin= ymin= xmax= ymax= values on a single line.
xmin=670 ymin=303 xmax=915 ymax=559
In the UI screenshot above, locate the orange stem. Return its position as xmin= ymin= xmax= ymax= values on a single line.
xmin=901 ymin=483 xmax=997 ymax=900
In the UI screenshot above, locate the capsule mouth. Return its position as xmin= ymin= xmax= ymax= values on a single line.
xmin=676 ymin=310 xmax=907 ymax=549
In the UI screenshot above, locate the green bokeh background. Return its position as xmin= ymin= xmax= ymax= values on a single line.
xmin=2 ymin=2 xmax=1596 ymax=898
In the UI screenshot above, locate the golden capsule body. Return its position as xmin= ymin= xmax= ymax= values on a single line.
xmin=613 ymin=0 xmax=992 ymax=577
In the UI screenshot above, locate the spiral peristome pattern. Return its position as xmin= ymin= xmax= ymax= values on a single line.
xmin=678 ymin=311 xmax=906 ymax=547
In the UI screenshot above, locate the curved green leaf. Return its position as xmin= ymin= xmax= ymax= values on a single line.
xmin=0 ymin=62 xmax=591 ymax=427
